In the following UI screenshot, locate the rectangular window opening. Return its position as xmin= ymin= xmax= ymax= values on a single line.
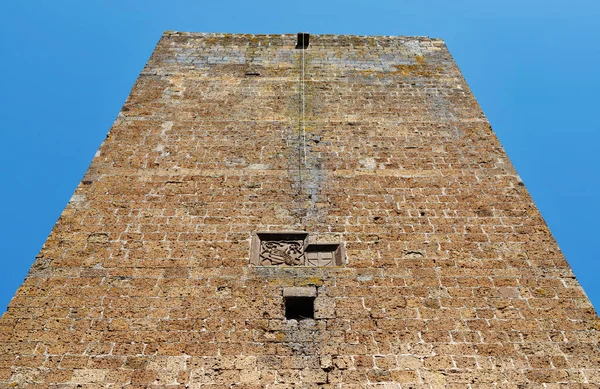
xmin=285 ymin=296 xmax=315 ymax=320
xmin=296 ymin=32 xmax=310 ymax=49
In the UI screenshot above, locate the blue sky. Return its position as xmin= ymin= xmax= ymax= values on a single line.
xmin=1 ymin=0 xmax=599 ymax=312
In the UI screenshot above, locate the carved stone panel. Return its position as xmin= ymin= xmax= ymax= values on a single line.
xmin=305 ymin=244 xmax=342 ymax=267
xmin=250 ymin=232 xmax=344 ymax=267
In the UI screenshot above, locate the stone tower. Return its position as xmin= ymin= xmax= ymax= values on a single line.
xmin=1 ymin=32 xmax=599 ymax=388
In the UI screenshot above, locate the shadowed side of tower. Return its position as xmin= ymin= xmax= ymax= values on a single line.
xmin=1 ymin=32 xmax=599 ymax=388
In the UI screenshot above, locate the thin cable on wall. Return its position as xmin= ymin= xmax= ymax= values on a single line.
xmin=298 ymin=36 xmax=303 ymax=187
xmin=302 ymin=33 xmax=307 ymax=167
xmin=297 ymin=33 xmax=308 ymax=188
xmin=296 ymin=32 xmax=310 ymax=225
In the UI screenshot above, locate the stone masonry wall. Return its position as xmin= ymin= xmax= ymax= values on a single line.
xmin=1 ymin=32 xmax=599 ymax=388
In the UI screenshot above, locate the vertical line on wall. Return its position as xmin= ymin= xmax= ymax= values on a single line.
xmin=302 ymin=33 xmax=307 ymax=167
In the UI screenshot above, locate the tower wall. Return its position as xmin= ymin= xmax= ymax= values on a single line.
xmin=1 ymin=32 xmax=599 ymax=388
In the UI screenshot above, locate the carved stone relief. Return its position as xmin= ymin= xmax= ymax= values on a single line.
xmin=305 ymin=244 xmax=340 ymax=267
xmin=250 ymin=232 xmax=344 ymax=267
xmin=260 ymin=240 xmax=305 ymax=266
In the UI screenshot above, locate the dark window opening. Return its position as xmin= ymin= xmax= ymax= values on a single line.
xmin=296 ymin=32 xmax=310 ymax=49
xmin=285 ymin=296 xmax=315 ymax=320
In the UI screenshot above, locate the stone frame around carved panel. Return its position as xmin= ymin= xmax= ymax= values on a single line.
xmin=250 ymin=231 xmax=344 ymax=267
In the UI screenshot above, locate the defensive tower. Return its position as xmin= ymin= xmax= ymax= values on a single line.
xmin=1 ymin=32 xmax=599 ymax=388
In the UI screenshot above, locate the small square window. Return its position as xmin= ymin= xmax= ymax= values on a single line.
xmin=284 ymin=296 xmax=315 ymax=320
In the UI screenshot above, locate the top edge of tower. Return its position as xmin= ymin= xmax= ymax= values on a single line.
xmin=162 ymin=30 xmax=444 ymax=43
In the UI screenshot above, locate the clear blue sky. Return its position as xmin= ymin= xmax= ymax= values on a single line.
xmin=1 ymin=1 xmax=599 ymax=312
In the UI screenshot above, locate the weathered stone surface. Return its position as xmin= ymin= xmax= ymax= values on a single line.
xmin=1 ymin=31 xmax=599 ymax=388
xmin=283 ymin=287 xmax=317 ymax=297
